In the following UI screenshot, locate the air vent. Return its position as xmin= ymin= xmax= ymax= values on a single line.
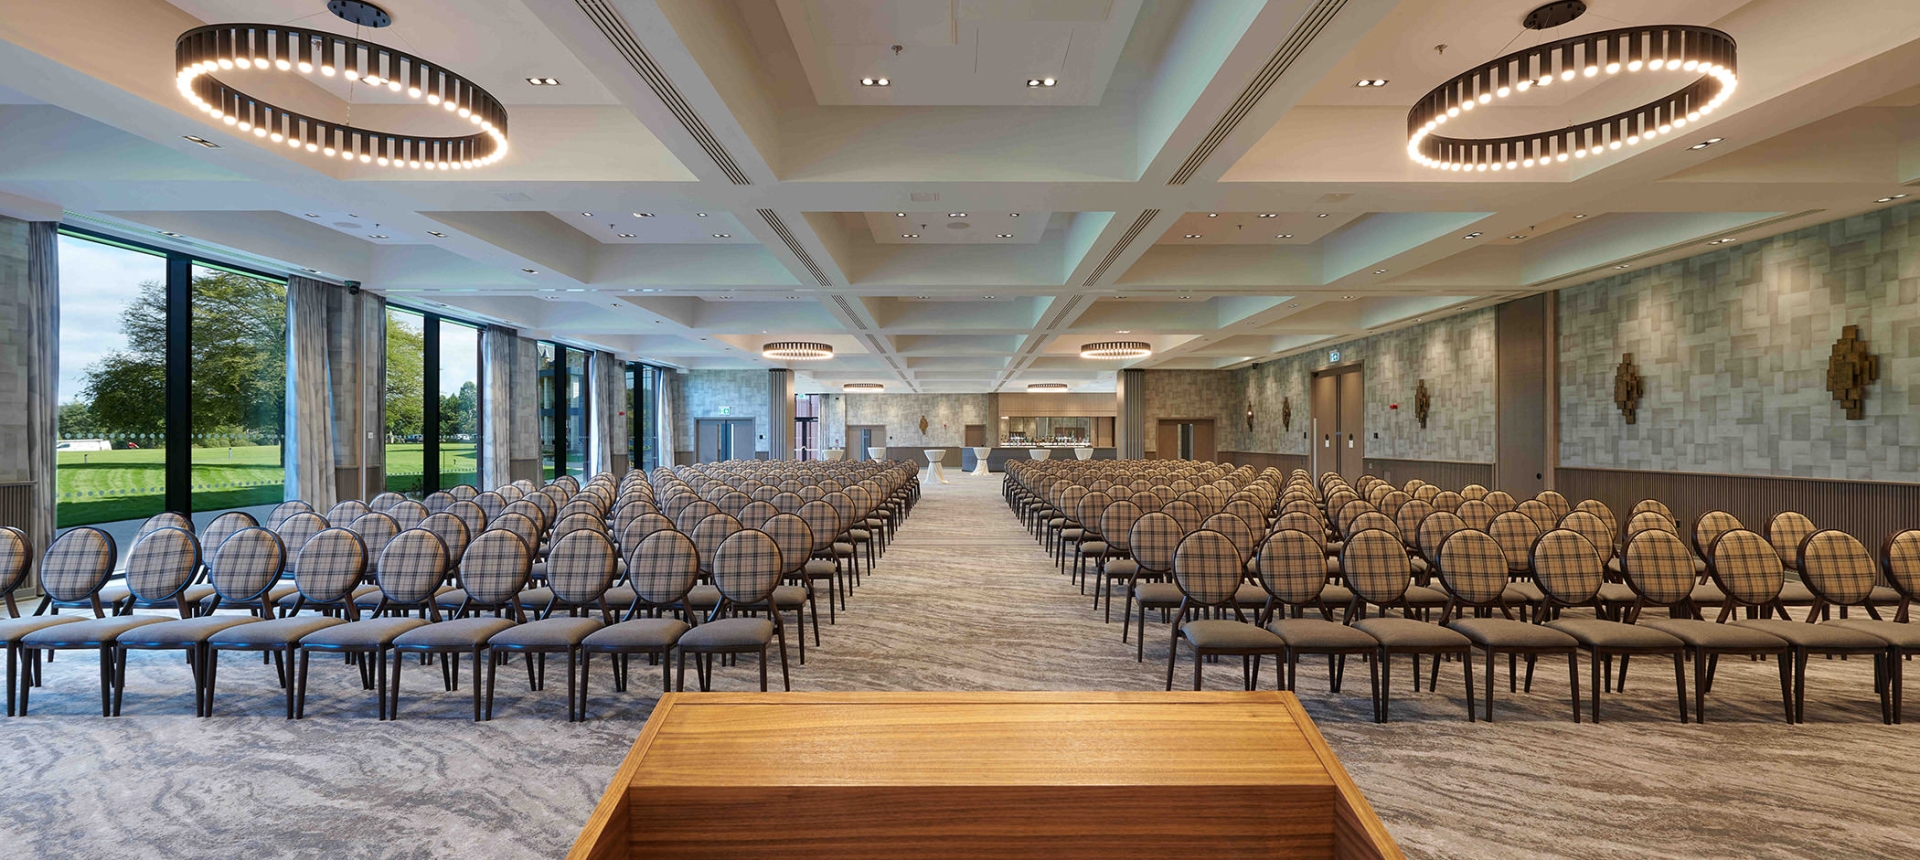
xmin=1530 ymin=209 xmax=1826 ymax=287
xmin=1082 ymin=209 xmax=1160 ymax=286
xmin=1041 ymin=295 xmax=1084 ymax=331
xmin=1168 ymin=0 xmax=1347 ymax=185
xmin=757 ymin=209 xmax=831 ymax=286
xmin=831 ymin=295 xmax=869 ymax=330
xmin=575 ymin=0 xmax=752 ymax=185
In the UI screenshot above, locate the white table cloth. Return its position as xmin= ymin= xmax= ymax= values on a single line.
xmin=924 ymin=449 xmax=949 ymax=484
xmin=867 ymin=447 xmax=888 ymax=463
xmin=970 ymin=447 xmax=991 ymax=476
xmin=1074 ymin=447 xmax=1094 ymax=460
xmin=1028 ymin=448 xmax=1051 ymax=460
xmin=822 ymin=448 xmax=845 ymax=461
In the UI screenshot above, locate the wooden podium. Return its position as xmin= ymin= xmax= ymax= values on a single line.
xmin=570 ymin=691 xmax=1402 ymax=860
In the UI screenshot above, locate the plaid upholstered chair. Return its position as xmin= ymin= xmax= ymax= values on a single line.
xmin=1257 ymin=529 xmax=1379 ymax=698
xmin=821 ymin=491 xmax=864 ymax=586
xmin=487 ymin=529 xmax=617 ymax=721
xmin=676 ymin=529 xmax=791 ymax=692
xmin=1536 ymin=491 xmax=1571 ymax=523
xmin=1 ymin=527 xmax=83 ymax=716
xmin=197 ymin=511 xmax=258 ymax=562
xmin=1630 ymin=498 xmax=1674 ymax=521
xmin=502 ymin=499 xmax=547 ymax=534
xmin=207 ymin=529 xmax=362 ymax=718
xmin=1393 ymin=499 xmax=1435 ymax=545
xmin=446 ymin=500 xmax=488 ymax=540
xmin=266 ymin=501 xmax=313 ymax=530
xmin=391 ymin=529 xmax=531 ymax=721
xmin=1573 ymin=499 xmax=1617 ymax=536
xmin=1164 ymin=530 xmax=1285 ymax=691
xmin=1459 ymin=484 xmax=1490 ymax=502
xmin=756 ymin=513 xmax=819 ymax=654
xmin=674 ymin=500 xmax=720 ymax=534
xmin=1618 ymin=529 xmax=1792 ymax=723
xmin=1093 ymin=501 xmax=1144 ymax=619
xmin=101 ymin=516 xmax=224 ymax=615
xmin=1880 ymin=530 xmax=1920 ymax=624
xmin=423 ymin=491 xmax=456 ymax=514
xmin=388 ymin=499 xmax=429 ymax=531
xmin=369 ymin=491 xmax=406 ymax=512
xmin=1456 ymin=499 xmax=1496 ymax=532
xmin=1438 ymin=528 xmax=1579 ymax=721
xmin=1537 ymin=531 xmax=1690 ymax=723
xmin=1414 ymin=510 xmax=1467 ymax=571
xmin=116 ymin=527 xmax=286 ymax=716
xmin=1413 ymin=484 xmax=1441 ymax=504
xmin=687 ymin=514 xmax=744 ymax=617
xmin=1709 ymin=528 xmax=1890 ymax=722
xmin=1126 ymin=512 xmax=1185 ymax=660
xmin=1483 ymin=491 xmax=1518 ymax=514
xmin=796 ymin=500 xmax=844 ymax=618
xmin=1515 ymin=499 xmax=1557 ymax=531
xmin=582 ymin=531 xmax=699 ymax=701
xmin=296 ymin=530 xmax=446 ymax=720
xmin=472 ymin=492 xmax=507 ymax=522
xmin=1794 ymin=530 xmax=1917 ymax=722
xmin=1343 ymin=528 xmax=1473 ymax=722
xmin=1487 ymin=511 xmax=1544 ymax=613
xmin=326 ymin=500 xmax=371 ymax=526
xmin=1765 ymin=512 xmax=1816 ymax=573
xmin=23 ymin=528 xmax=197 ymax=717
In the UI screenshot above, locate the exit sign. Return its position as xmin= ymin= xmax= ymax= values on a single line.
xmin=719 ymin=406 xmax=732 ymax=415
xmin=1328 ymin=349 xmax=1341 ymax=363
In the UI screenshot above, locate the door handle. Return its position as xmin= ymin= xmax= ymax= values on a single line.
xmin=1323 ymin=434 xmax=1331 ymax=448
xmin=1346 ymin=433 xmax=1355 ymax=448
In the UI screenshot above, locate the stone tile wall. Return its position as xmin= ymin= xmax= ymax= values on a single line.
xmin=843 ymin=393 xmax=987 ymax=448
xmin=675 ymin=369 xmax=770 ymax=454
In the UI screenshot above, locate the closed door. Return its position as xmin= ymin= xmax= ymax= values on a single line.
xmin=964 ymin=424 xmax=986 ymax=447
xmin=847 ymin=425 xmax=886 ymax=460
xmin=1154 ymin=419 xmax=1216 ymax=461
xmin=1311 ymin=365 xmax=1364 ymax=480
xmin=695 ymin=419 xmax=723 ymax=463
xmin=696 ymin=418 xmax=756 ymax=462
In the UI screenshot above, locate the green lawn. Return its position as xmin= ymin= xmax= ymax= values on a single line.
xmin=55 ymin=442 xmax=482 ymax=527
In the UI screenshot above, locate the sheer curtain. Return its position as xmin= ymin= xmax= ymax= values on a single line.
xmin=284 ymin=276 xmax=337 ymax=509
xmin=481 ymin=326 xmax=515 ymax=489
xmin=590 ymin=351 xmax=620 ymax=475
xmin=26 ymin=222 xmax=58 ymax=559
xmin=656 ymin=370 xmax=676 ymax=470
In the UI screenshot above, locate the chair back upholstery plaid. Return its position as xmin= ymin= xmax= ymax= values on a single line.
xmin=1536 ymin=490 xmax=1571 ymax=522
xmin=626 ymin=531 xmax=699 ymax=606
xmin=447 ymin=500 xmax=488 ymax=537
xmin=1172 ymin=530 xmax=1242 ymax=606
xmin=1348 ymin=511 xmax=1398 ymax=542
xmin=502 ymin=499 xmax=546 ymax=531
xmin=1170 ymin=479 xmax=1196 ymax=495
xmin=424 ymin=491 xmax=456 ymax=514
xmin=1765 ymin=511 xmax=1817 ymax=571
xmin=346 ymin=512 xmax=401 ymax=562
xmin=1515 ymin=499 xmax=1556 ymax=531
xmin=388 ymin=500 xmax=428 ymax=530
xmin=1078 ymin=492 xmax=1115 ymax=535
xmin=713 ymin=529 xmax=783 ymax=605
xmin=1707 ymin=529 xmax=1785 ymax=606
xmin=824 ymin=492 xmax=857 ymax=533
xmin=1487 ymin=511 xmax=1542 ymax=574
xmin=1624 ymin=511 xmax=1677 ymax=544
xmin=618 ymin=512 xmax=674 ymax=551
xmin=1531 ymin=529 xmax=1603 ymax=604
xmin=1460 ymin=484 xmax=1489 ymax=501
xmin=1334 ymin=499 xmax=1377 ymax=537
xmin=545 ymin=529 xmax=619 ymax=605
xmin=448 ymin=484 xmax=479 ymax=501
xmin=1430 ymin=490 xmax=1465 ymax=513
xmin=208 ymin=527 xmax=285 ymax=603
xmin=1882 ymin=529 xmax=1920 ymax=599
xmin=1200 ymin=513 xmax=1255 ymax=563
xmin=1161 ymin=500 xmax=1203 ymax=534
xmin=1364 ymin=483 xmax=1391 ymax=507
xmin=473 ymin=492 xmax=507 ymax=521
xmin=560 ymin=498 xmax=605 ymax=523
xmin=1798 ymin=529 xmax=1877 ymax=606
xmin=553 ymin=512 xmax=606 ymax=542
xmin=1483 ymin=491 xmax=1517 ymax=514
xmin=1573 ymin=499 xmax=1616 ymax=536
xmin=276 ymin=512 xmax=330 ymax=574
xmin=1559 ymin=511 xmax=1614 ymax=561
xmin=1129 ymin=491 xmax=1163 ymax=511
xmin=1325 ymin=489 xmax=1359 ymax=518
xmin=1099 ymin=501 xmax=1143 ymax=553
xmin=691 ymin=513 xmax=744 ymax=574
xmin=1175 ymin=491 xmax=1214 ymax=518
xmin=0 ymin=526 xmax=30 ymax=598
xmin=1224 ymin=498 xmax=1266 ymax=529
xmin=760 ymin=513 xmax=814 ymax=576
xmin=457 ymin=530 xmax=533 ymax=606
xmin=1621 ymin=529 xmax=1694 ymax=606
xmin=734 ymin=500 xmax=776 ymax=528
xmin=1631 ymin=498 xmax=1674 ymax=521
xmin=1257 ymin=529 xmax=1329 ymax=605
xmin=421 ymin=512 xmax=472 ymax=565
xmin=326 ymin=500 xmax=371 ymax=525
xmin=1130 ymin=512 xmax=1183 ymax=573
xmin=1275 ymin=512 xmax=1326 ymax=550
xmin=527 ymin=490 xmax=560 ymax=525
xmin=370 ymin=492 xmax=406 ymax=512
xmin=265 ymin=502 xmax=312 ymax=530
xmin=796 ymin=501 xmax=838 ymax=553
xmin=40 ymin=528 xmax=117 ymax=603
xmin=125 ymin=527 xmax=201 ymax=602
xmin=377 ymin=529 xmax=449 ymax=606
xmin=293 ymin=529 xmax=366 ymax=604
xmin=1342 ymin=529 xmax=1411 ymax=605
xmin=1456 ymin=499 xmax=1496 ymax=531
xmin=200 ymin=511 xmax=258 ymax=559
xmin=497 ymin=485 xmax=526 ymax=503
xmin=1691 ymin=510 xmax=1744 ymax=559
xmin=675 ymin=500 xmax=721 ymax=534
xmin=798 ymin=485 xmax=826 ymax=503
xmin=1436 ymin=529 xmax=1506 ymax=606
xmin=1416 ymin=511 xmax=1467 ymax=562
xmin=770 ymin=491 xmax=806 ymax=514
xmin=1413 ymin=484 xmax=1441 ymax=504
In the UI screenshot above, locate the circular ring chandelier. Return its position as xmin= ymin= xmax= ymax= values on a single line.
xmin=1407 ymin=25 xmax=1736 ymax=172
xmin=1079 ymin=341 xmax=1151 ymax=360
xmin=174 ymin=23 xmax=508 ymax=170
xmin=843 ymin=383 xmax=884 ymax=392
xmin=762 ymin=341 xmax=834 ymax=360
xmin=1027 ymin=383 xmax=1070 ymax=392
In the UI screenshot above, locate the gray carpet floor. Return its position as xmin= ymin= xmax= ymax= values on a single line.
xmin=3 ymin=475 xmax=1917 ymax=859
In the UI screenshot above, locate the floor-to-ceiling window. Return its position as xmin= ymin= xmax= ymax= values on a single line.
xmin=537 ymin=342 xmax=591 ymax=480
xmin=437 ymin=319 xmax=481 ymax=489
xmin=189 ymin=264 xmax=286 ymax=518
xmin=385 ymin=306 xmax=484 ymax=495
xmin=385 ymin=308 xmax=427 ymax=495
xmin=565 ymin=349 xmax=589 ymax=477
xmin=538 ymin=342 xmax=558 ymax=480
xmin=637 ymin=363 xmax=659 ymax=471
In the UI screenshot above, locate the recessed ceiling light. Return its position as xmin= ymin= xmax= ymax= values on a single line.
xmin=786 ymin=295 xmax=798 ymax=299
xmin=303 ymin=213 xmax=319 ymax=218
xmin=617 ymin=233 xmax=635 ymax=238
xmin=895 ymin=212 xmax=906 ymax=217
xmin=1184 ymin=234 xmax=1202 ymax=239
xmin=1258 ymin=213 xmax=1276 ymax=218
xmin=982 ymin=295 xmax=996 ymax=299
xmin=1876 ymin=194 xmax=1909 ymax=203
xmin=158 ymin=230 xmax=182 ymax=237
xmin=367 ymin=234 xmax=388 ymax=239
xmin=427 ymin=231 xmax=447 ymax=238
xmin=633 ymin=212 xmax=653 ymax=218
xmin=1317 ymin=213 xmax=1330 ymax=218
xmin=1688 ymin=137 xmax=1726 ymax=150
xmin=860 ymin=77 xmax=891 ymax=87
xmin=182 ymin=135 xmax=220 ymax=148
xmin=1706 ymin=237 xmax=1735 ymax=245
xmin=581 ymin=212 xmax=593 ymax=217
xmin=522 ymin=268 xmax=538 ymax=274
xmin=1276 ymin=233 xmax=1294 ymax=239
xmin=1341 ymin=295 xmax=1354 ymax=299
xmin=1117 ymin=329 xmax=1132 ymax=334
xmin=997 ymin=233 xmax=1013 ymax=238
xmin=695 ymin=212 xmax=708 ymax=217
xmin=949 ymin=212 xmax=967 ymax=218
xmin=1354 ymin=79 xmax=1388 ymax=87
xmin=1207 ymin=213 xmax=1218 ymax=218
xmin=1614 ymin=264 xmax=1631 ymax=269
xmin=1288 ymin=303 xmax=1298 ymax=308
xmin=1509 ymin=234 xmax=1527 ymax=240
xmin=901 ymin=233 xmax=918 ymax=238
xmin=916 ymin=295 xmax=930 ymax=299
xmin=1179 ymin=295 xmax=1191 ymax=300
xmin=1572 ymin=213 xmax=1587 ymax=219
xmin=1413 ymin=318 xmax=1422 ymax=322
xmin=1463 ymin=232 xmax=1482 ymax=239
xmin=1373 ymin=269 xmax=1387 ymax=274
xmin=303 ymin=267 xmax=320 ymax=273
xmin=712 ymin=233 xmax=730 ymax=238
xmin=1009 ymin=212 xmax=1020 ymax=217
xmin=526 ymin=77 xmax=561 ymax=86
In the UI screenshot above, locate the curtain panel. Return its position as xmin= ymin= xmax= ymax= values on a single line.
xmin=481 ymin=325 xmax=515 ymax=488
xmin=284 ymin=276 xmax=337 ymax=510
xmin=591 ymin=351 xmax=620 ymax=475
xmin=656 ymin=370 xmax=676 ymax=469
xmin=26 ymin=222 xmax=58 ymax=563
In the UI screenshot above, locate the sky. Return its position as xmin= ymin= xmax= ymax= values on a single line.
xmin=57 ymin=234 xmax=161 ymax=404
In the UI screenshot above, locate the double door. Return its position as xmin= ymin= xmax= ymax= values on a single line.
xmin=1312 ymin=365 xmax=1364 ymax=481
xmin=695 ymin=418 xmax=756 ymax=463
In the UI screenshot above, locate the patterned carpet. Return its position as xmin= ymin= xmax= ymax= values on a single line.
xmin=3 ymin=474 xmax=1916 ymax=859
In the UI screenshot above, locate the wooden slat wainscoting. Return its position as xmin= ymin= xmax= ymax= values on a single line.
xmin=0 ymin=481 xmax=34 ymax=536
xmin=1557 ymin=466 xmax=1920 ymax=559
xmin=1360 ymin=458 xmax=1495 ymax=491
xmin=1220 ymin=452 xmax=1310 ymax=473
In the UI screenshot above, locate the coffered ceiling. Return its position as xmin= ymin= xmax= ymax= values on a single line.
xmin=3 ymin=0 xmax=1919 ymax=393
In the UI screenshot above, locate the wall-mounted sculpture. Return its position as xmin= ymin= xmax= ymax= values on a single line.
xmin=1281 ymin=397 xmax=1292 ymax=432
xmin=918 ymin=415 xmax=930 ymax=435
xmin=1827 ymin=325 xmax=1879 ymax=420
xmin=1245 ymin=406 xmax=1254 ymax=431
xmin=1414 ymin=380 xmax=1432 ymax=429
xmin=1613 ymin=353 xmax=1644 ymax=424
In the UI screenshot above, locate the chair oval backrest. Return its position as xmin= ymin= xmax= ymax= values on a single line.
xmin=759 ymin=513 xmax=814 ymax=576
xmin=326 ymin=500 xmax=371 ymax=526
xmin=199 ymin=511 xmax=258 ymax=559
xmin=1460 ymin=484 xmax=1489 ymax=502
xmin=1257 ymin=529 xmax=1330 ymax=605
xmin=1691 ymin=510 xmax=1744 ymax=559
xmin=376 ymin=529 xmax=449 ymax=606
xmin=552 ymin=511 xmax=606 ymax=542
xmin=1436 ymin=529 xmax=1506 ymax=607
xmin=690 ymin=513 xmax=744 ymax=574
xmin=40 ymin=527 xmax=117 ymax=603
xmin=388 ymin=500 xmax=429 ymax=531
xmin=420 ymin=512 xmax=472 ymax=567
xmin=1573 ymin=499 xmax=1617 ymax=536
xmin=447 ymin=500 xmax=488 ymax=538
xmin=1631 ymin=499 xmax=1674 ymax=521
xmin=1129 ymin=491 xmax=1163 ymax=512
xmin=276 ymin=512 xmax=330 ymax=574
xmin=1531 ymin=529 xmax=1603 ymax=605
xmin=1536 ymin=490 xmax=1571 ymax=522
xmin=559 ymin=498 xmax=605 ymax=523
xmin=712 ymin=529 xmax=783 ymax=605
xmin=675 ymin=500 xmax=721 ymax=534
xmin=1416 ymin=511 xmax=1467 ymax=562
xmin=547 ymin=529 xmax=619 ymax=605
xmin=1392 ymin=499 xmax=1434 ymax=540
xmin=458 ymin=529 xmax=533 ymax=606
xmin=628 ymin=530 xmax=700 ymax=606
xmin=1098 ymin=501 xmax=1143 ymax=554
xmin=473 ymin=492 xmax=507 ymax=521
xmin=1621 ymin=529 xmax=1695 ymax=607
xmin=1798 ymin=529 xmax=1877 ymax=607
xmin=1430 ymin=490 xmax=1464 ymax=514
xmin=737 ymin=501 xmax=778 ymax=528
xmin=206 ymin=527 xmax=285 ymax=603
xmin=1765 ymin=511 xmax=1817 ymax=571
xmin=1487 ymin=511 xmax=1542 ymax=574
xmin=1130 ymin=512 xmax=1183 ymax=574
xmin=1882 ymin=529 xmax=1920 ymax=600
xmin=448 ymin=484 xmax=479 ymax=501
xmin=292 ymin=528 xmax=367 ymax=605
xmin=1334 ymin=500 xmax=1376 ymax=537
xmin=1483 ymin=491 xmax=1517 ymax=514
xmin=265 ymin=502 xmax=311 ymax=531
xmin=1708 ymin=529 xmax=1785 ymax=606
xmin=1342 ymin=529 xmax=1411 ymax=605
xmin=423 ymin=491 xmax=456 ymax=514
xmin=1624 ymin=511 xmax=1678 ymax=543
xmin=796 ymin=501 xmax=838 ymax=553
xmin=369 ymin=491 xmax=406 ymax=512
xmin=1172 ymin=530 xmax=1242 ymax=607
xmin=1515 ymin=499 xmax=1556 ymax=531
xmin=526 ymin=491 xmax=559 ymax=526
xmin=1455 ymin=499 xmax=1496 ymax=532
xmin=1348 ymin=511 xmax=1398 ymax=542
xmin=0 ymin=527 xmax=30 ymax=598
xmin=619 ymin=512 xmax=675 ymax=552
xmin=125 ymin=527 xmax=201 ymax=603
xmin=1559 ymin=511 xmax=1615 ymax=561
xmin=1274 ymin=512 xmax=1326 ymax=550
xmin=1413 ymin=484 xmax=1441 ymax=504
xmin=345 ymin=512 xmax=401 ymax=565
xmin=1200 ymin=513 xmax=1255 ymax=563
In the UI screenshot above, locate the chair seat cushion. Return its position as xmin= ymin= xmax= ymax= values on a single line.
xmin=1447 ymin=617 xmax=1578 ymax=649
xmin=803 ymin=559 xmax=838 ymax=577
xmin=490 ymin=617 xmax=604 ymax=649
xmin=582 ymin=617 xmax=689 ymax=650
xmin=1827 ymin=618 xmax=1920 ymax=648
xmin=21 ymin=615 xmax=173 ymax=648
xmin=117 ymin=615 xmax=263 ymax=647
xmin=1058 ymin=530 xmax=1083 ymax=544
xmin=1133 ymin=582 xmax=1184 ymax=607
xmin=676 ymin=617 xmax=776 ymax=651
xmin=0 ymin=614 xmax=82 ymax=644
xmin=1776 ymin=582 xmax=1815 ymax=605
xmin=1353 ymin=616 xmax=1470 ymax=649
xmin=768 ymin=585 xmax=808 ymax=609
xmin=1870 ymin=586 xmax=1904 ymax=605
xmin=354 ymin=585 xmax=453 ymax=608
xmin=1079 ymin=541 xmax=1109 ymax=556
xmin=1598 ymin=582 xmax=1640 ymax=604
xmin=300 ymin=616 xmax=430 ymax=649
xmin=1410 ymin=556 xmax=1430 ymax=575
xmin=394 ymin=617 xmax=519 ymax=650
xmin=514 ymin=587 xmax=632 ymax=611
xmin=1404 ymin=584 xmax=1451 ymax=607
xmin=1234 ymin=583 xmax=1269 ymax=606
xmin=1319 ymin=584 xmax=1354 ymax=607
xmin=1502 ymin=582 xmax=1544 ymax=605
xmin=1180 ymin=619 xmax=1285 ymax=650
xmin=1103 ymin=559 xmax=1139 ymax=579
xmin=683 ymin=585 xmax=721 ymax=610
xmin=1640 ymin=618 xmax=1789 ymax=650
xmin=1729 ymin=618 xmax=1889 ymax=651
xmin=209 ymin=616 xmax=347 ymax=648
xmin=98 ymin=582 xmax=218 ymax=608
xmin=1268 ymin=618 xmax=1377 ymax=650
xmin=1691 ymin=582 xmax=1728 ymax=607
xmin=848 ymin=529 xmax=870 ymax=541
xmin=1545 ymin=618 xmax=1684 ymax=650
